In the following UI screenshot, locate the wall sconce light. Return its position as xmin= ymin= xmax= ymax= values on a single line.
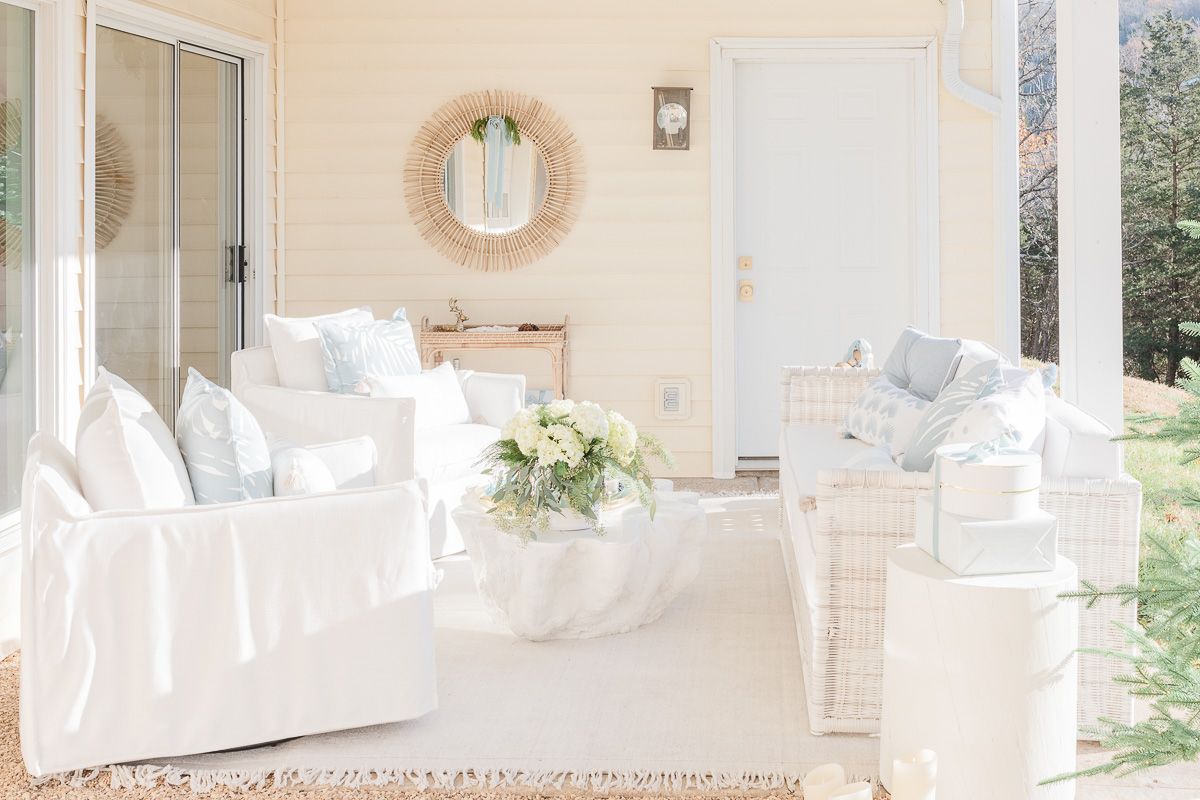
xmin=652 ymin=86 xmax=692 ymax=150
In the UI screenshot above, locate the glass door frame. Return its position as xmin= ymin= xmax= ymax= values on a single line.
xmin=85 ymin=0 xmax=269 ymax=405
xmin=0 ymin=0 xmax=72 ymax=547
xmin=179 ymin=42 xmax=245 ymax=389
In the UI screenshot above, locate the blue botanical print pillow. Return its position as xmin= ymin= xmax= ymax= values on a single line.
xmin=900 ymin=360 xmax=1000 ymax=472
xmin=316 ymin=307 xmax=421 ymax=393
xmin=844 ymin=377 xmax=929 ymax=450
xmin=176 ymin=368 xmax=273 ymax=504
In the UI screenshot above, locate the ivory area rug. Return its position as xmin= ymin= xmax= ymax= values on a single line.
xmin=81 ymin=498 xmax=878 ymax=794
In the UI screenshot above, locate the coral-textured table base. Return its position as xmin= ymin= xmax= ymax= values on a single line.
xmin=452 ymin=491 xmax=705 ymax=641
xmin=879 ymin=544 xmax=1079 ymax=800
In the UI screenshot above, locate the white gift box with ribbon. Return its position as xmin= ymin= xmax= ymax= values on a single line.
xmin=934 ymin=442 xmax=1041 ymax=520
xmin=916 ymin=496 xmax=1057 ymax=575
xmin=915 ymin=436 xmax=1059 ymax=575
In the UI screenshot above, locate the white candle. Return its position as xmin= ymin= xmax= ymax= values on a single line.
xmin=891 ymin=749 xmax=937 ymax=800
xmin=828 ymin=781 xmax=873 ymax=800
xmin=800 ymin=763 xmax=846 ymax=800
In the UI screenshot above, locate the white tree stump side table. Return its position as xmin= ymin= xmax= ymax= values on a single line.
xmin=879 ymin=544 xmax=1079 ymax=800
xmin=451 ymin=490 xmax=705 ymax=641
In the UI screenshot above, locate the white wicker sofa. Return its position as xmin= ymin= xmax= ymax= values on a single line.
xmin=778 ymin=365 xmax=1142 ymax=737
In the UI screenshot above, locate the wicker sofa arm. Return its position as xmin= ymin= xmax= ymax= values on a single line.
xmin=780 ymin=366 xmax=882 ymax=426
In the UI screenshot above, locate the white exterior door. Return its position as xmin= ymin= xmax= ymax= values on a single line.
xmin=733 ymin=56 xmax=928 ymax=461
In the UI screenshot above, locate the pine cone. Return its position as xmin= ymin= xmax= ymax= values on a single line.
xmin=518 ymin=323 xmax=539 ymax=332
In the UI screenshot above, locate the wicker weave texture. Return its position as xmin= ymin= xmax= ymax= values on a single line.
xmin=779 ymin=366 xmax=880 ymax=426
xmin=779 ymin=370 xmax=1143 ymax=737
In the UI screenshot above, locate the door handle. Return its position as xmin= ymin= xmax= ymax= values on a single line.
xmin=738 ymin=280 xmax=754 ymax=302
xmin=227 ymin=244 xmax=248 ymax=283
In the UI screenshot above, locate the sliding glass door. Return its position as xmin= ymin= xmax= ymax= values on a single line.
xmin=0 ymin=2 xmax=34 ymax=523
xmin=94 ymin=26 xmax=244 ymax=426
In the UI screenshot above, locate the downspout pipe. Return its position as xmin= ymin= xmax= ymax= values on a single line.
xmin=943 ymin=0 xmax=1004 ymax=115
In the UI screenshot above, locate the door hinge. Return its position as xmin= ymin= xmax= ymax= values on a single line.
xmin=227 ymin=244 xmax=248 ymax=283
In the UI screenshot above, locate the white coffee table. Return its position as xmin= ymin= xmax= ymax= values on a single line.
xmin=451 ymin=490 xmax=706 ymax=641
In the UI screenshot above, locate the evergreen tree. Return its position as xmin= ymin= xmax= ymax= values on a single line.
xmin=1121 ymin=12 xmax=1200 ymax=384
xmin=1047 ymin=320 xmax=1200 ymax=782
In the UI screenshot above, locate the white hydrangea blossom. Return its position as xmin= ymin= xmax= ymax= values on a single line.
xmin=606 ymin=409 xmax=638 ymax=463
xmin=536 ymin=423 xmax=585 ymax=468
xmin=502 ymin=407 xmax=544 ymax=457
xmin=545 ymin=398 xmax=576 ymax=418
xmin=568 ymin=400 xmax=610 ymax=442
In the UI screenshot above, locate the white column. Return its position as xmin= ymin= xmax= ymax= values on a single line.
xmin=993 ymin=0 xmax=1021 ymax=362
xmin=1057 ymin=0 xmax=1125 ymax=433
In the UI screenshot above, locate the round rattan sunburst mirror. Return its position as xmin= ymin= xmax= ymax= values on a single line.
xmin=404 ymin=90 xmax=584 ymax=272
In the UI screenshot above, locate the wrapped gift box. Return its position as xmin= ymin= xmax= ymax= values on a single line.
xmin=935 ymin=443 xmax=1042 ymax=520
xmin=916 ymin=497 xmax=1057 ymax=575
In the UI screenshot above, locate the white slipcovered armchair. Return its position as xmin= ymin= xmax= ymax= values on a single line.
xmin=232 ymin=345 xmax=526 ymax=559
xmin=778 ymin=365 xmax=1142 ymax=737
xmin=20 ymin=432 xmax=438 ymax=777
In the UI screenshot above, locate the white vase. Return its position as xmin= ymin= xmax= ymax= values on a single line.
xmin=547 ymin=508 xmax=595 ymax=532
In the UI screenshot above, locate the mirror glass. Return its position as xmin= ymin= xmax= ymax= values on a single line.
xmin=442 ymin=135 xmax=549 ymax=234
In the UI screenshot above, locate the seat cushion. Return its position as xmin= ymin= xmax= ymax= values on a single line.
xmin=781 ymin=424 xmax=883 ymax=499
xmin=76 ymin=368 xmax=195 ymax=511
xmin=414 ymin=423 xmax=500 ymax=482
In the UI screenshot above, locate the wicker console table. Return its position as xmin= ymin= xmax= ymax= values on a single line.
xmin=419 ymin=316 xmax=569 ymax=399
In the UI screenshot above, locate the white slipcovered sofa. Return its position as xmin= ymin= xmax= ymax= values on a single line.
xmin=778 ymin=365 xmax=1142 ymax=737
xmin=20 ymin=432 xmax=438 ymax=776
xmin=232 ymin=346 xmax=525 ymax=559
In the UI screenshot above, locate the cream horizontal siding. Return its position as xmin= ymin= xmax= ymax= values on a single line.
xmin=68 ymin=0 xmax=278 ymax=417
xmin=281 ymin=0 xmax=998 ymax=476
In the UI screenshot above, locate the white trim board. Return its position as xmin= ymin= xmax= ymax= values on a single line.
xmin=82 ymin=0 xmax=271 ymax=401
xmin=0 ymin=0 xmax=74 ymax=556
xmin=709 ymin=36 xmax=940 ymax=479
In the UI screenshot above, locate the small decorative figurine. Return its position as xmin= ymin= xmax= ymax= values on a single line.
xmin=449 ymin=297 xmax=470 ymax=332
xmin=836 ymin=338 xmax=873 ymax=369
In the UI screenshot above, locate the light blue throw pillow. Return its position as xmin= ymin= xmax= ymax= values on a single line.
xmin=843 ymin=376 xmax=929 ymax=448
xmin=882 ymin=327 xmax=964 ymax=401
xmin=316 ymin=307 xmax=421 ymax=393
xmin=900 ymin=360 xmax=1000 ymax=472
xmin=176 ymin=368 xmax=273 ymax=504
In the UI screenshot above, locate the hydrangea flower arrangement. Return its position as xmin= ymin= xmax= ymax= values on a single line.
xmin=483 ymin=399 xmax=673 ymax=538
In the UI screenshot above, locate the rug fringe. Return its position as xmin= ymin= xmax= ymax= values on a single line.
xmin=34 ymin=763 xmax=861 ymax=795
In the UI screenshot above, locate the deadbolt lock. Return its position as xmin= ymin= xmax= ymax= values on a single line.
xmin=738 ymin=280 xmax=754 ymax=302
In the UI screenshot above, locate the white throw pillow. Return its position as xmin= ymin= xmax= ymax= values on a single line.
xmin=949 ymin=339 xmax=1010 ymax=383
xmin=176 ymin=368 xmax=274 ymax=504
xmin=900 ymin=360 xmax=1000 ymax=472
xmin=843 ymin=376 xmax=929 ymax=450
xmin=316 ymin=307 xmax=421 ymax=393
xmin=270 ymin=444 xmax=337 ymax=497
xmin=366 ymin=363 xmax=471 ymax=431
xmin=942 ymin=367 xmax=1047 ymax=451
xmin=76 ymin=368 xmax=196 ymax=511
xmin=265 ymin=307 xmax=373 ymax=390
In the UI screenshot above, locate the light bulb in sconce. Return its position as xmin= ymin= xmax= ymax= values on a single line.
xmin=656 ymin=102 xmax=687 ymax=135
